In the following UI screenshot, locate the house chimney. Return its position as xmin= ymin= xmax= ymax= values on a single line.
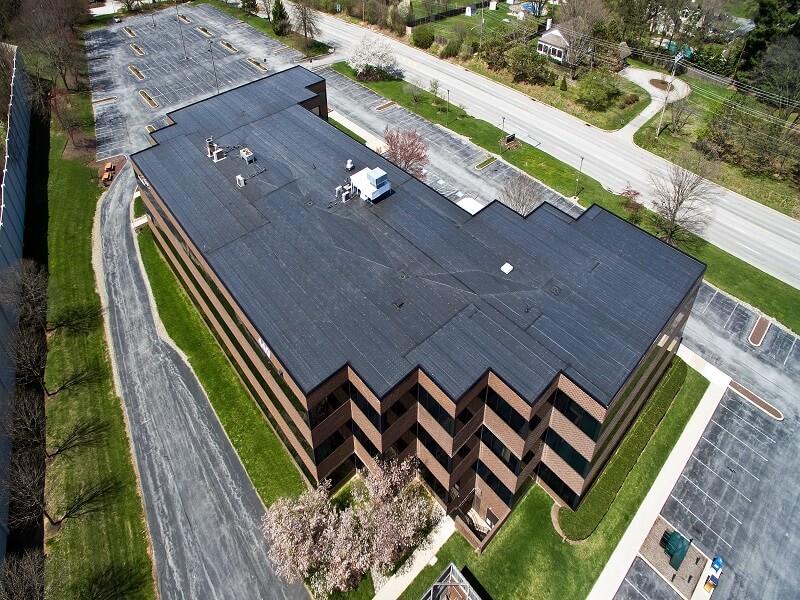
xmin=546 ymin=17 xmax=552 ymax=30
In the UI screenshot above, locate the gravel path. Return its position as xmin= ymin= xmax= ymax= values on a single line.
xmin=94 ymin=165 xmax=307 ymax=600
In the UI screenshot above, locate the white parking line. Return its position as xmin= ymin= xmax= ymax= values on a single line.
xmin=709 ymin=419 xmax=770 ymax=461
xmin=681 ymin=475 xmax=743 ymax=524
xmin=700 ymin=436 xmax=761 ymax=481
xmin=623 ymin=578 xmax=649 ymax=599
xmin=785 ymin=338 xmax=796 ymax=367
xmin=718 ymin=402 xmax=776 ymax=443
xmin=690 ymin=455 xmax=752 ymax=502
xmin=669 ymin=495 xmax=733 ymax=549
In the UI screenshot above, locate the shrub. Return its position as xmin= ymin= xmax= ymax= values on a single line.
xmin=547 ymin=71 xmax=556 ymax=86
xmin=558 ymin=359 xmax=689 ymax=540
xmin=411 ymin=25 xmax=434 ymax=49
xmin=618 ymin=93 xmax=639 ymax=109
xmin=439 ymin=39 xmax=460 ymax=59
xmin=560 ymin=75 xmax=568 ymax=91
xmin=575 ymin=69 xmax=620 ymax=111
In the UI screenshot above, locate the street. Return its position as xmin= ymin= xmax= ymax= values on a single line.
xmin=311 ymin=14 xmax=800 ymax=289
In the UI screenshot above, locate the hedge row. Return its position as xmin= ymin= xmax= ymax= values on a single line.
xmin=558 ymin=358 xmax=689 ymax=540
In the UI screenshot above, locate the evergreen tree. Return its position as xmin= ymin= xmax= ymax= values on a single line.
xmin=272 ymin=0 xmax=291 ymax=36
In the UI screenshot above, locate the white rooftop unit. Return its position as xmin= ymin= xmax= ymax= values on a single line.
xmin=235 ymin=174 xmax=245 ymax=187
xmin=240 ymin=147 xmax=254 ymax=163
xmin=349 ymin=167 xmax=391 ymax=202
xmin=501 ymin=262 xmax=514 ymax=274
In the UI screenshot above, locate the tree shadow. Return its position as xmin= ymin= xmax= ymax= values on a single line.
xmin=68 ymin=558 xmax=150 ymax=600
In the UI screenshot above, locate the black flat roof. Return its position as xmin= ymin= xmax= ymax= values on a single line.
xmin=132 ymin=66 xmax=705 ymax=408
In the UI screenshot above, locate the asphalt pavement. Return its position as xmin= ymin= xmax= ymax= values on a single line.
xmin=95 ymin=165 xmax=307 ymax=600
xmin=310 ymin=14 xmax=800 ymax=289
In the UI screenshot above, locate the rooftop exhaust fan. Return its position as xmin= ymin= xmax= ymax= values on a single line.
xmin=235 ymin=174 xmax=245 ymax=188
xmin=345 ymin=159 xmax=354 ymax=171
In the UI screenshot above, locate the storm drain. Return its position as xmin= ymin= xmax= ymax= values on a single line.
xmin=130 ymin=43 xmax=145 ymax=56
xmin=128 ymin=65 xmax=145 ymax=80
xmin=196 ymin=26 xmax=214 ymax=37
xmin=139 ymin=90 xmax=158 ymax=108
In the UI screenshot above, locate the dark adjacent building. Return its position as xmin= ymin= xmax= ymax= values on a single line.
xmin=131 ymin=67 xmax=705 ymax=549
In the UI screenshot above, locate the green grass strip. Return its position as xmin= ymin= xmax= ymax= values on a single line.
xmin=559 ymin=359 xmax=688 ymax=540
xmin=329 ymin=116 xmax=367 ymax=145
xmin=397 ymin=362 xmax=707 ymax=600
xmin=137 ymin=228 xmax=306 ymax=505
xmin=44 ymin=127 xmax=155 ymax=599
xmin=192 ymin=0 xmax=330 ymax=57
xmin=330 ymin=62 xmax=800 ymax=333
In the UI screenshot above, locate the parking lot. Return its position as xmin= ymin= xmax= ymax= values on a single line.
xmin=616 ymin=557 xmax=681 ymax=600
xmin=322 ymin=67 xmax=582 ymax=217
xmin=86 ymin=4 xmax=303 ymax=159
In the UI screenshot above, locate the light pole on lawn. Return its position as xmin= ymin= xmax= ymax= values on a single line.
xmin=575 ymin=155 xmax=584 ymax=198
xmin=446 ymin=89 xmax=450 ymax=126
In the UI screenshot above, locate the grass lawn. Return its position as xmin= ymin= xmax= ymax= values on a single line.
xmin=427 ymin=4 xmax=516 ymax=43
xmin=466 ymin=60 xmax=651 ymax=131
xmin=398 ymin=361 xmax=708 ymax=600
xmin=329 ymin=116 xmax=367 ymax=144
xmin=43 ymin=124 xmax=154 ymax=597
xmin=136 ymin=228 xmax=306 ymax=505
xmin=634 ymin=76 xmax=799 ymax=217
xmin=330 ymin=62 xmax=800 ymax=333
xmin=193 ymin=0 xmax=331 ymax=57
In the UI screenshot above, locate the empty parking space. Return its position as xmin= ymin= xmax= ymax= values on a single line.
xmin=86 ymin=4 xmax=303 ymax=159
xmin=615 ymin=558 xmax=681 ymax=600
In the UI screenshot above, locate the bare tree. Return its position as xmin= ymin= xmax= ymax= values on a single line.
xmin=5 ymin=448 xmax=45 ymax=531
xmin=8 ymin=327 xmax=101 ymax=398
xmin=383 ymin=126 xmax=428 ymax=178
xmin=649 ymin=157 xmax=716 ymax=245
xmin=669 ymin=97 xmax=694 ymax=134
xmin=0 ymin=387 xmax=45 ymax=454
xmin=556 ymin=0 xmax=610 ymax=78
xmin=0 ymin=259 xmax=48 ymax=331
xmin=0 ymin=548 xmax=45 ymax=600
xmin=291 ymin=0 xmax=321 ymax=49
xmin=500 ymin=175 xmax=546 ymax=216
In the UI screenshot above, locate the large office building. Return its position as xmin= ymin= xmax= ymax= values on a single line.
xmin=131 ymin=67 xmax=705 ymax=548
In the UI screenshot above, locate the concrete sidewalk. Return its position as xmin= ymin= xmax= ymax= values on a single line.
xmin=587 ymin=345 xmax=731 ymax=600
xmin=373 ymin=516 xmax=456 ymax=600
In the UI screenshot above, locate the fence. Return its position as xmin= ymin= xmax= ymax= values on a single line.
xmin=408 ymin=0 xmax=492 ymax=27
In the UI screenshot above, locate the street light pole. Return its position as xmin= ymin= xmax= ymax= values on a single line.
xmin=655 ymin=53 xmax=682 ymax=138
xmin=176 ymin=0 xmax=188 ymax=60
xmin=151 ymin=11 xmax=156 ymax=28
xmin=446 ymin=89 xmax=450 ymax=125
xmin=574 ymin=156 xmax=584 ymax=197
xmin=209 ymin=40 xmax=220 ymax=95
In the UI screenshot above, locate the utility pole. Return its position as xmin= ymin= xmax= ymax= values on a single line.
xmin=209 ymin=40 xmax=219 ymax=95
xmin=501 ymin=116 xmax=505 ymax=132
xmin=655 ymin=53 xmax=682 ymax=138
xmin=574 ymin=156 xmax=584 ymax=197
xmin=176 ymin=0 xmax=188 ymax=60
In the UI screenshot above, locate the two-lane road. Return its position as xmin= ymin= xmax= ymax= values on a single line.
xmin=313 ymin=15 xmax=800 ymax=289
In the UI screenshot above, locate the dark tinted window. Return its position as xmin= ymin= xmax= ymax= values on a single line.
xmin=552 ymin=390 xmax=601 ymax=441
xmin=476 ymin=460 xmax=513 ymax=506
xmin=481 ymin=426 xmax=520 ymax=475
xmin=543 ymin=428 xmax=590 ymax=477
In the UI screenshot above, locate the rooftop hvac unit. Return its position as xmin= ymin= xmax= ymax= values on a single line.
xmin=235 ymin=174 xmax=245 ymax=187
xmin=206 ymin=137 xmax=214 ymax=157
xmin=213 ymin=148 xmax=226 ymax=163
xmin=345 ymin=159 xmax=354 ymax=171
xmin=240 ymin=147 xmax=255 ymax=163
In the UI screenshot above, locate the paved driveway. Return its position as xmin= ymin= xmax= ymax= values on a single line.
xmin=96 ymin=166 xmax=307 ymax=600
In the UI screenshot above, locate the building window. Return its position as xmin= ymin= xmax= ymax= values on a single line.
xmin=552 ymin=390 xmax=601 ymax=441
xmin=419 ymin=385 xmax=455 ymax=435
xmin=418 ymin=426 xmax=451 ymax=471
xmin=314 ymin=421 xmax=351 ymax=463
xmin=485 ymin=388 xmax=527 ymax=434
xmin=481 ymin=426 xmax=520 ymax=475
xmin=350 ymin=382 xmax=381 ymax=433
xmin=310 ymin=389 xmax=345 ymax=428
xmin=352 ymin=422 xmax=379 ymax=459
xmin=537 ymin=462 xmax=579 ymax=509
xmin=476 ymin=460 xmax=513 ymax=506
xmin=543 ymin=428 xmax=590 ymax=477
xmin=382 ymin=388 xmax=416 ymax=430
xmin=537 ymin=42 xmax=546 ymax=54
